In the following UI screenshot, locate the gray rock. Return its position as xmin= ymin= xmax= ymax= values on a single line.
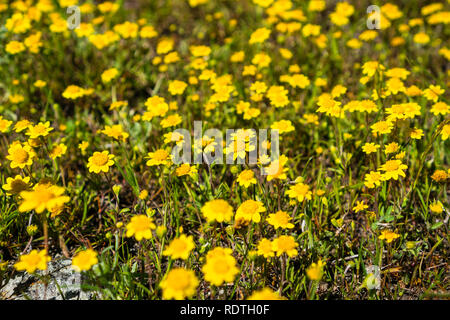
xmin=1 ymin=257 xmax=93 ymax=300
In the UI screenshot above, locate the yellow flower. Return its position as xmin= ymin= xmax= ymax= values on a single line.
xmin=384 ymin=142 xmax=400 ymax=155
xmin=202 ymin=247 xmax=239 ymax=286
xmin=364 ymin=171 xmax=383 ymax=189
xmin=441 ymin=124 xmax=450 ymax=141
xmin=430 ymin=102 xmax=449 ymax=116
xmin=201 ymin=199 xmax=234 ymax=223
xmin=175 ymin=164 xmax=197 ymax=177
xmin=72 ymin=249 xmax=98 ymax=272
xmin=78 ymin=141 xmax=89 ymax=154
xmin=146 ymin=149 xmax=171 ymax=166
xmin=0 ymin=117 xmax=13 ymax=133
xmin=160 ymin=268 xmax=199 ymax=300
xmin=413 ymin=32 xmax=430 ymax=44
xmin=139 ymin=190 xmax=149 ymax=200
xmin=379 ymin=230 xmax=400 ymax=243
xmin=6 ymin=142 xmax=35 ymax=169
xmin=14 ymin=249 xmax=51 ymax=273
xmin=160 ymin=114 xmax=182 ymax=128
xmin=423 ymin=85 xmax=444 ymax=102
xmin=266 ymin=210 xmax=294 ymax=229
xmin=410 ymin=128 xmax=424 ymax=140
xmin=263 ymin=154 xmax=289 ymax=181
xmin=249 ymin=27 xmax=271 ymax=44
xmin=100 ymin=124 xmax=129 ymax=141
xmin=248 ymin=287 xmax=283 ymax=300
xmin=26 ymin=121 xmax=53 ymax=139
xmin=371 ymin=120 xmax=393 ymax=136
xmin=6 ymin=40 xmax=26 ymax=54
xmin=353 ymin=200 xmax=368 ymax=213
xmin=272 ymin=235 xmax=298 ymax=257
xmin=168 ymin=80 xmax=187 ymax=95
xmin=125 ymin=215 xmax=156 ymax=241
xmin=2 ymin=175 xmax=31 ymax=195
xmin=49 ymin=143 xmax=67 ymax=159
xmin=431 ymin=170 xmax=448 ymax=182
xmin=379 ymin=160 xmax=408 ymax=181
xmin=101 ymin=68 xmax=119 ymax=83
xmin=19 ymin=183 xmax=69 ymax=214
xmin=286 ymin=182 xmax=312 ymax=202
xmin=87 ymin=151 xmax=115 ymax=173
xmin=270 ymin=120 xmax=294 ymax=134
xmin=256 ymin=238 xmax=274 ymax=258
xmin=236 ymin=169 xmax=257 ymax=188
xmin=429 ymin=201 xmax=444 ymax=214
xmin=163 ymin=234 xmax=195 ymax=260
xmin=235 ymin=200 xmax=266 ymax=224
xmin=14 ymin=119 xmax=32 ymax=132
xmin=362 ymin=142 xmax=380 ymax=154
xmin=306 ymin=260 xmax=325 ymax=281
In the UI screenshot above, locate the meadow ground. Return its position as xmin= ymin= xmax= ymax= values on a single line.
xmin=0 ymin=0 xmax=449 ymax=300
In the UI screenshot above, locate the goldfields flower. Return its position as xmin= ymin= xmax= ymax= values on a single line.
xmin=6 ymin=142 xmax=35 ymax=169
xmin=235 ymin=200 xmax=266 ymax=224
xmin=256 ymin=238 xmax=274 ymax=258
xmin=272 ymin=235 xmax=298 ymax=257
xmin=430 ymin=102 xmax=449 ymax=116
xmin=201 ymin=199 xmax=234 ymax=223
xmin=6 ymin=40 xmax=26 ymax=54
xmin=87 ymin=151 xmax=115 ymax=173
xmin=146 ymin=149 xmax=171 ymax=166
xmin=101 ymin=68 xmax=119 ymax=83
xmin=26 ymin=121 xmax=53 ymax=139
xmin=0 ymin=117 xmax=12 ymax=133
xmin=286 ymin=182 xmax=312 ymax=202
xmin=364 ymin=171 xmax=383 ymax=188
xmin=410 ymin=128 xmax=424 ymax=140
xmin=249 ymin=27 xmax=271 ymax=44
xmin=160 ymin=114 xmax=182 ymax=128
xmin=125 ymin=215 xmax=156 ymax=241
xmin=441 ymin=124 xmax=450 ymax=141
xmin=362 ymin=142 xmax=380 ymax=154
xmin=175 ymin=163 xmax=197 ymax=177
xmin=378 ymin=230 xmax=400 ymax=243
xmin=306 ymin=260 xmax=325 ymax=281
xmin=263 ymin=154 xmax=289 ymax=181
xmin=247 ymin=288 xmax=283 ymax=300
xmin=14 ymin=119 xmax=32 ymax=132
xmin=270 ymin=120 xmax=294 ymax=134
xmin=49 ymin=143 xmax=67 ymax=159
xmin=431 ymin=170 xmax=448 ymax=182
xmin=163 ymin=234 xmax=195 ymax=260
xmin=353 ymin=200 xmax=368 ymax=213
xmin=19 ymin=183 xmax=69 ymax=213
xmin=379 ymin=160 xmax=408 ymax=181
xmin=2 ymin=175 xmax=31 ymax=195
xmin=72 ymin=249 xmax=98 ymax=272
xmin=160 ymin=268 xmax=199 ymax=300
xmin=14 ymin=249 xmax=51 ymax=273
xmin=266 ymin=210 xmax=294 ymax=229
xmin=371 ymin=120 xmax=394 ymax=136
xmin=236 ymin=169 xmax=257 ymax=188
xmin=202 ymin=247 xmax=239 ymax=286
xmin=100 ymin=124 xmax=129 ymax=141
xmin=168 ymin=80 xmax=187 ymax=95
xmin=429 ymin=201 xmax=444 ymax=213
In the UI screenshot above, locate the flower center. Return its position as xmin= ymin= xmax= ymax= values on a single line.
xmin=92 ymin=153 xmax=108 ymax=166
xmin=13 ymin=149 xmax=29 ymax=163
